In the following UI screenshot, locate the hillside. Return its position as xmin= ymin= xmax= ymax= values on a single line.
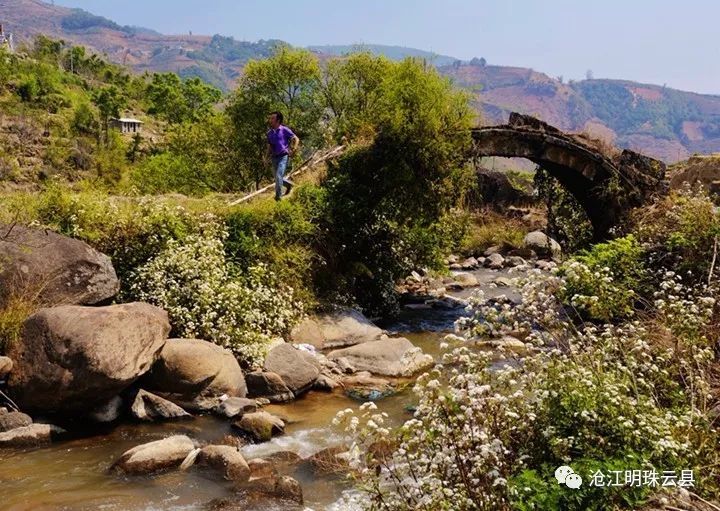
xmin=2 ymin=0 xmax=720 ymax=161
xmin=308 ymin=44 xmax=458 ymax=67
xmin=0 ymin=0 xmax=280 ymax=90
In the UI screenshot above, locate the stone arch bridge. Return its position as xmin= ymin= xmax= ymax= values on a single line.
xmin=470 ymin=113 xmax=667 ymax=240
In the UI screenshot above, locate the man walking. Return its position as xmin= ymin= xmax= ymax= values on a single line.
xmin=267 ymin=111 xmax=300 ymax=201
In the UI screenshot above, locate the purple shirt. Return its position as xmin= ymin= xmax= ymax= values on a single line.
xmin=267 ymin=125 xmax=296 ymax=156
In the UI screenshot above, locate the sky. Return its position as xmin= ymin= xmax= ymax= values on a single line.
xmin=54 ymin=0 xmax=720 ymax=95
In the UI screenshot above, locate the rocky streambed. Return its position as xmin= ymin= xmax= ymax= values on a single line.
xmin=0 ymin=224 xmax=560 ymax=510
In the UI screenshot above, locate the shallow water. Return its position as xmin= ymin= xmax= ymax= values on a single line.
xmin=0 ymin=269 xmax=509 ymax=511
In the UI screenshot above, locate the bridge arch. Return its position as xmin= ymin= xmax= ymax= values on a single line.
xmin=470 ymin=113 xmax=666 ymax=240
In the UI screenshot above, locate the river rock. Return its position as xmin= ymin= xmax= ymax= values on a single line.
xmin=233 ymin=411 xmax=285 ymax=443
xmin=112 ymin=435 xmax=195 ymax=475
xmin=475 ymin=336 xmax=530 ymax=355
xmin=314 ymin=307 xmax=384 ymax=349
xmin=453 ymin=272 xmax=478 ymax=287
xmin=484 ymin=245 xmax=502 ymax=256
xmin=143 ymin=339 xmax=246 ymax=412
xmin=313 ymin=374 xmax=340 ymax=392
xmin=263 ymin=343 xmax=320 ymax=395
xmin=213 ymin=397 xmax=258 ymax=419
xmin=263 ymin=450 xmax=303 ymax=468
xmin=131 ymin=389 xmax=191 ymax=422
xmin=305 ymin=446 xmax=350 ymax=476
xmin=486 ymin=253 xmax=505 ymax=269
xmin=505 ymin=256 xmax=527 ymax=268
xmin=0 ymin=423 xmax=66 ymax=447
xmin=328 ymin=337 xmax=433 ymax=377
xmin=523 ymin=231 xmax=562 ymax=260
xmin=238 ymin=475 xmax=303 ymax=506
xmin=7 ymin=303 xmax=170 ymax=413
xmin=0 ymin=411 xmax=32 ymax=432
xmin=288 ymin=318 xmax=324 ymax=349
xmin=493 ymin=276 xmax=513 ymax=287
xmin=197 ymin=445 xmax=251 ymax=483
xmin=248 ymin=458 xmax=277 ymax=479
xmin=460 ymin=257 xmax=479 ymax=270
xmin=0 ymin=224 xmax=119 ymax=307
xmin=342 ymin=372 xmax=395 ymax=401
xmin=245 ymin=372 xmax=294 ymax=403
xmin=88 ymin=396 xmax=123 ymax=423
xmin=0 ymin=356 xmax=13 ymax=379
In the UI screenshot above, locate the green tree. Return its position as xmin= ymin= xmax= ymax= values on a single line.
xmin=147 ymin=73 xmax=222 ymax=124
xmin=92 ymin=85 xmax=127 ymax=140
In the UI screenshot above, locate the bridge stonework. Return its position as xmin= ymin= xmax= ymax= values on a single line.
xmin=471 ymin=113 xmax=667 ymax=240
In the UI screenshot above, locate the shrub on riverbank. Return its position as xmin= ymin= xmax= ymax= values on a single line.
xmin=336 ymin=191 xmax=720 ymax=511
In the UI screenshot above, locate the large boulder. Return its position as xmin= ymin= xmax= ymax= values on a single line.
xmin=0 ymin=410 xmax=32 ymax=432
xmin=197 ymin=445 xmax=251 ymax=483
xmin=143 ymin=339 xmax=246 ymax=411
xmin=0 ymin=224 xmax=119 ymax=307
xmin=263 ymin=344 xmax=320 ymax=396
xmin=523 ymin=231 xmax=562 ymax=260
xmin=233 ymin=411 xmax=285 ymax=443
xmin=328 ymin=337 xmax=433 ymax=377
xmin=288 ymin=318 xmax=324 ymax=349
xmin=313 ymin=308 xmax=384 ymax=349
xmin=112 ymin=435 xmax=195 ymax=475
xmin=7 ymin=303 xmax=170 ymax=413
xmin=0 ymin=423 xmax=66 ymax=447
xmin=213 ymin=397 xmax=258 ymax=419
xmin=130 ymin=389 xmax=191 ymax=422
xmin=245 ymin=372 xmax=294 ymax=403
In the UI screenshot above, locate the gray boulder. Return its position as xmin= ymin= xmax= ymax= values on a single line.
xmin=288 ymin=318 xmax=325 ymax=349
xmin=0 ymin=410 xmax=32 ymax=432
xmin=328 ymin=338 xmax=433 ymax=377
xmin=523 ymin=231 xmax=562 ymax=260
xmin=112 ymin=435 xmax=195 ymax=475
xmin=213 ymin=397 xmax=258 ymax=419
xmin=238 ymin=475 xmax=303 ymax=506
xmin=131 ymin=389 xmax=191 ymax=422
xmin=245 ymin=372 xmax=294 ymax=403
xmin=143 ymin=338 xmax=246 ymax=412
xmin=454 ymin=272 xmax=479 ymax=287
xmin=263 ymin=344 xmax=320 ymax=395
xmin=0 ymin=423 xmax=66 ymax=447
xmin=0 ymin=224 xmax=119 ymax=307
xmin=313 ymin=307 xmax=384 ymax=349
xmin=7 ymin=303 xmax=170 ymax=413
xmin=486 ymin=253 xmax=505 ymax=269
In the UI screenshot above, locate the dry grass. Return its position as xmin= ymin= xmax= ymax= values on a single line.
xmin=459 ymin=208 xmax=537 ymax=256
xmin=0 ymin=294 xmax=37 ymax=355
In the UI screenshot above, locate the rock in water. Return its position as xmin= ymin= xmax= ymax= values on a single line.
xmin=0 ymin=424 xmax=66 ymax=447
xmin=112 ymin=435 xmax=195 ymax=475
xmin=328 ymin=337 xmax=434 ymax=377
xmin=245 ymin=372 xmax=294 ymax=403
xmin=238 ymin=475 xmax=303 ymax=505
xmin=0 ymin=411 xmax=33 ymax=432
xmin=313 ymin=307 xmax=384 ymax=349
xmin=213 ymin=397 xmax=258 ymax=419
xmin=0 ymin=224 xmax=119 ymax=307
xmin=143 ymin=339 xmax=246 ymax=411
xmin=131 ymin=389 xmax=191 ymax=421
xmin=7 ymin=303 xmax=170 ymax=414
xmin=523 ymin=231 xmax=562 ymax=260
xmin=263 ymin=343 xmax=320 ymax=396
xmin=197 ymin=445 xmax=251 ymax=483
xmin=88 ymin=396 xmax=123 ymax=423
xmin=233 ymin=411 xmax=285 ymax=443
xmin=289 ymin=318 xmax=325 ymax=349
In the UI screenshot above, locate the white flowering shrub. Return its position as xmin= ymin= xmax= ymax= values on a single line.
xmin=130 ymin=222 xmax=304 ymax=365
xmin=337 ymin=268 xmax=720 ymax=510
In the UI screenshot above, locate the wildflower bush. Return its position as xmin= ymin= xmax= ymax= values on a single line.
xmin=130 ymin=222 xmax=304 ymax=365
xmin=336 ymin=264 xmax=720 ymax=511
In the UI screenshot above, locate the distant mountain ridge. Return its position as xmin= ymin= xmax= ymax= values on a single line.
xmin=2 ymin=0 xmax=719 ymax=162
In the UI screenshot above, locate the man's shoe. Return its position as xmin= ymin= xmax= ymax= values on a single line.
xmin=284 ymin=181 xmax=293 ymax=196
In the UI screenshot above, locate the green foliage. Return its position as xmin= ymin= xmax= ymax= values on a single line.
xmin=534 ymin=167 xmax=594 ymax=252
xmin=560 ymin=235 xmax=648 ymax=322
xmin=92 ymin=85 xmax=127 ymax=132
xmin=147 ymin=73 xmax=222 ymax=124
xmin=61 ymin=9 xmax=125 ymax=32
xmin=71 ymin=101 xmax=98 ymax=135
xmin=323 ymin=58 xmax=474 ymax=313
xmin=130 ymin=225 xmax=304 ymax=366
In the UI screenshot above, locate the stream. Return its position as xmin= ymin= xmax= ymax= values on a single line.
xmin=0 ymin=268 xmax=520 ymax=511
